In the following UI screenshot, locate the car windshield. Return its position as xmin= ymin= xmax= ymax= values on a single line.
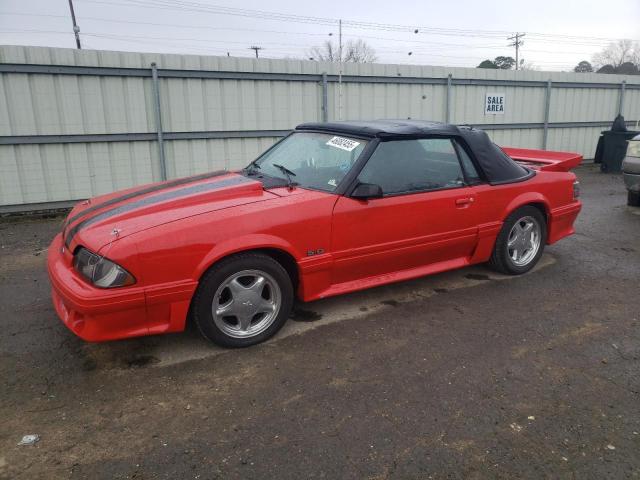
xmin=250 ymin=132 xmax=368 ymax=192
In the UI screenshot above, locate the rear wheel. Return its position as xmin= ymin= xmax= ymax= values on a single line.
xmin=192 ymin=253 xmax=294 ymax=348
xmin=628 ymin=191 xmax=640 ymax=207
xmin=489 ymin=206 xmax=547 ymax=275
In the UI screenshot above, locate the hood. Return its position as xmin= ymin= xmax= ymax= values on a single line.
xmin=63 ymin=172 xmax=273 ymax=251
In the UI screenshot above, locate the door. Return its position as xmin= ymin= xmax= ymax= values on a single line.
xmin=330 ymin=137 xmax=482 ymax=285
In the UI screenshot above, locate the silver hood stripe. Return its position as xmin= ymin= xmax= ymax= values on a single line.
xmin=64 ymin=175 xmax=255 ymax=247
xmin=64 ymin=170 xmax=229 ymax=229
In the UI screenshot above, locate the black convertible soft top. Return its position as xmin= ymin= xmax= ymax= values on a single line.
xmin=296 ymin=120 xmax=532 ymax=184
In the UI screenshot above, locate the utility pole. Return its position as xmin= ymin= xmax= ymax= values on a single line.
xmin=249 ymin=46 xmax=263 ymax=58
xmin=338 ymin=19 xmax=343 ymax=120
xmin=507 ymin=33 xmax=525 ymax=70
xmin=68 ymin=0 xmax=82 ymax=49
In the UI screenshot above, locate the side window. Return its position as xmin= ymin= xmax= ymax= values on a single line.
xmin=455 ymin=142 xmax=482 ymax=184
xmin=357 ymin=138 xmax=465 ymax=195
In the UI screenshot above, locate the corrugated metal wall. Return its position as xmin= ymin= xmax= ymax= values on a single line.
xmin=1 ymin=45 xmax=639 ymax=211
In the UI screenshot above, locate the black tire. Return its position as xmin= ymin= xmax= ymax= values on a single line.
xmin=628 ymin=191 xmax=640 ymax=207
xmin=488 ymin=206 xmax=547 ymax=275
xmin=192 ymin=253 xmax=294 ymax=348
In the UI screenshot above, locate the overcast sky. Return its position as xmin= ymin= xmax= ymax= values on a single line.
xmin=1 ymin=0 xmax=639 ymax=71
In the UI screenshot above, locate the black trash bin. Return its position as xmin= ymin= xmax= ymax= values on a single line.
xmin=594 ymin=115 xmax=640 ymax=173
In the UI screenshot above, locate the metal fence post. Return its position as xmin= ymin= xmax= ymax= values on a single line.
xmin=151 ymin=62 xmax=167 ymax=181
xmin=445 ymin=74 xmax=452 ymax=123
xmin=618 ymin=80 xmax=626 ymax=116
xmin=321 ymin=72 xmax=328 ymax=122
xmin=542 ymin=79 xmax=552 ymax=150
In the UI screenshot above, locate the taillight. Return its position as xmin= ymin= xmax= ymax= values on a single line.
xmin=573 ymin=180 xmax=580 ymax=199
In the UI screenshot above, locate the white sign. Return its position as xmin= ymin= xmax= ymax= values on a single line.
xmin=485 ymin=92 xmax=505 ymax=115
xmin=326 ymin=136 xmax=360 ymax=152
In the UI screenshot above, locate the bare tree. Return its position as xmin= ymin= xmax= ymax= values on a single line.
xmin=307 ymin=39 xmax=377 ymax=63
xmin=592 ymin=39 xmax=640 ymax=69
xmin=343 ymin=39 xmax=377 ymax=63
xmin=307 ymin=41 xmax=338 ymax=62
xmin=518 ymin=60 xmax=538 ymax=71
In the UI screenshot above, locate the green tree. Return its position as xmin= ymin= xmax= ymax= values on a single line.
xmin=574 ymin=60 xmax=593 ymax=73
xmin=617 ymin=62 xmax=639 ymax=75
xmin=597 ymin=64 xmax=616 ymax=74
xmin=477 ymin=59 xmax=498 ymax=69
xmin=494 ymin=56 xmax=516 ymax=69
xmin=477 ymin=56 xmax=515 ymax=69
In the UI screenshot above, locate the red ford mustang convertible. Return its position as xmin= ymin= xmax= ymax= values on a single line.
xmin=48 ymin=120 xmax=582 ymax=347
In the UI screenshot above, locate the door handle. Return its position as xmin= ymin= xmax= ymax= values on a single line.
xmin=455 ymin=197 xmax=475 ymax=206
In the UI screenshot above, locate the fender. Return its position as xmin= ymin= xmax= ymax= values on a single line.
xmin=470 ymin=191 xmax=551 ymax=264
xmin=145 ymin=234 xmax=301 ymax=337
xmin=501 ymin=191 xmax=551 ymax=223
xmin=194 ymin=233 xmax=302 ymax=281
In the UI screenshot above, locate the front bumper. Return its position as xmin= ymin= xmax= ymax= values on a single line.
xmin=47 ymin=233 xmax=149 ymax=341
xmin=622 ymin=155 xmax=640 ymax=193
xmin=622 ymin=172 xmax=640 ymax=193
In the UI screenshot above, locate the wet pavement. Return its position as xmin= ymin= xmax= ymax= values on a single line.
xmin=1 ymin=164 xmax=639 ymax=479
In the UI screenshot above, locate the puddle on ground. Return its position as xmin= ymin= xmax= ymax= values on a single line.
xmin=464 ymin=273 xmax=491 ymax=281
xmin=380 ymin=299 xmax=400 ymax=307
xmin=291 ymin=308 xmax=323 ymax=322
xmin=126 ymin=355 xmax=160 ymax=368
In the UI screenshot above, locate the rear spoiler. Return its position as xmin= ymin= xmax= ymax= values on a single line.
xmin=502 ymin=147 xmax=583 ymax=172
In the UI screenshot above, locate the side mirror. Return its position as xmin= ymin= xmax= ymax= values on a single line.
xmin=351 ymin=182 xmax=383 ymax=200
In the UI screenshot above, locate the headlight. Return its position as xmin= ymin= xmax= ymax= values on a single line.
xmin=73 ymin=247 xmax=136 ymax=288
xmin=627 ymin=141 xmax=640 ymax=158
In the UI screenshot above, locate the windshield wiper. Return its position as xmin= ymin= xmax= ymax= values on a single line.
xmin=272 ymin=163 xmax=297 ymax=189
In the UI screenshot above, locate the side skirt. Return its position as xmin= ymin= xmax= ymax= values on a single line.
xmin=306 ymin=256 xmax=473 ymax=302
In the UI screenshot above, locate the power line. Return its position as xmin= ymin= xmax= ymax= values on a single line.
xmin=74 ymin=0 xmax=638 ymax=43
xmin=0 ymin=30 xmax=599 ymax=69
xmin=0 ymin=29 xmax=73 ymax=35
xmin=0 ymin=30 xmax=579 ymax=69
xmin=0 ymin=26 xmax=608 ymax=65
xmin=2 ymin=1 xmax=633 ymax=71
xmin=1 ymin=9 xmax=628 ymax=49
xmin=80 ymin=35 xmax=576 ymax=65
xmin=0 ymin=12 xmax=525 ymax=50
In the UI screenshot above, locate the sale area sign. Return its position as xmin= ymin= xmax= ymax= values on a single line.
xmin=485 ymin=93 xmax=505 ymax=115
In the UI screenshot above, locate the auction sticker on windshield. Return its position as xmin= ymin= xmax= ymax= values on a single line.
xmin=326 ymin=136 xmax=360 ymax=152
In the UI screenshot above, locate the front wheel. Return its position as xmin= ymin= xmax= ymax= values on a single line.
xmin=488 ymin=206 xmax=547 ymax=275
xmin=192 ymin=253 xmax=294 ymax=348
xmin=628 ymin=191 xmax=640 ymax=207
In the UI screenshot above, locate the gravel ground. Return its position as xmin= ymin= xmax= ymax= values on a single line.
xmin=1 ymin=164 xmax=639 ymax=479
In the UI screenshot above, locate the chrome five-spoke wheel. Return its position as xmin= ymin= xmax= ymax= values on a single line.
xmin=489 ymin=206 xmax=547 ymax=275
xmin=193 ymin=253 xmax=293 ymax=348
xmin=507 ymin=216 xmax=541 ymax=267
xmin=212 ymin=269 xmax=282 ymax=339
